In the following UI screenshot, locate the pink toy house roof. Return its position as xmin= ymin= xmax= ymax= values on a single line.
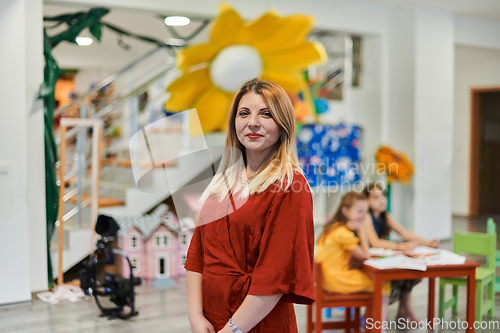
xmin=113 ymin=204 xmax=179 ymax=240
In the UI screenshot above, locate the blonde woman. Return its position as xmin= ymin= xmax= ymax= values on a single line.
xmin=184 ymin=79 xmax=315 ymax=333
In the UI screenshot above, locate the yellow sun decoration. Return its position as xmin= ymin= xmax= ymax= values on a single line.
xmin=165 ymin=3 xmax=327 ymax=135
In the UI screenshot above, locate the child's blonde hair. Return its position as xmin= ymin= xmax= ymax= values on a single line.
xmin=317 ymin=191 xmax=367 ymax=245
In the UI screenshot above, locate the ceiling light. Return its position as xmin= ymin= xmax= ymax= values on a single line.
xmin=164 ymin=16 xmax=190 ymax=26
xmin=76 ymin=37 xmax=93 ymax=46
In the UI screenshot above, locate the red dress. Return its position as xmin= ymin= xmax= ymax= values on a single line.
xmin=184 ymin=170 xmax=316 ymax=332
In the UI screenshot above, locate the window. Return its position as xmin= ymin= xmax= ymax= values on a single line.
xmin=130 ymin=235 xmax=140 ymax=251
xmin=154 ymin=233 xmax=170 ymax=249
xmin=131 ymin=257 xmax=140 ymax=273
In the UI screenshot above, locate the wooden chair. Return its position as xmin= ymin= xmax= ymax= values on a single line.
xmin=307 ymin=262 xmax=372 ymax=333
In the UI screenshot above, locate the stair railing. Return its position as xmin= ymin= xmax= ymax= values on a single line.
xmin=53 ymin=46 xmax=183 ymax=230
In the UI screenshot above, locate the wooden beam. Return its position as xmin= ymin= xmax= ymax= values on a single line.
xmin=57 ymin=126 xmax=67 ymax=286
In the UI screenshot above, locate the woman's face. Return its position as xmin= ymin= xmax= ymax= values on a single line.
xmin=344 ymin=200 xmax=369 ymax=225
xmin=235 ymin=92 xmax=280 ymax=155
xmin=368 ymin=187 xmax=387 ymax=213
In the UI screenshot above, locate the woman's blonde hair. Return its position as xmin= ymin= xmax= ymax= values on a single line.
xmin=200 ymin=78 xmax=308 ymax=202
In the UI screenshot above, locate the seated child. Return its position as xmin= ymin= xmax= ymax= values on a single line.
xmin=362 ymin=182 xmax=439 ymax=322
xmin=315 ymin=191 xmax=390 ymax=321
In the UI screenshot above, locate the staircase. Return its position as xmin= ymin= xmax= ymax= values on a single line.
xmin=50 ymin=47 xmax=225 ymax=278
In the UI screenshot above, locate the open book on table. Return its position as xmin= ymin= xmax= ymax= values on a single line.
xmin=368 ymin=246 xmax=440 ymax=257
xmin=365 ymin=247 xmax=467 ymax=270
xmin=422 ymin=249 xmax=466 ymax=265
xmin=364 ymin=254 xmax=427 ymax=271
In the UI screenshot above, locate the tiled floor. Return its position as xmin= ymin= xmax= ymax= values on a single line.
xmin=2 ymin=216 xmax=500 ymax=333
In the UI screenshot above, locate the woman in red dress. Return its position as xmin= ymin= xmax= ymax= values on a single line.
xmin=184 ymin=79 xmax=315 ymax=333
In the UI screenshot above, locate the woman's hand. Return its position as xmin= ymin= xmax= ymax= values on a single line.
xmin=190 ymin=315 xmax=216 ymax=333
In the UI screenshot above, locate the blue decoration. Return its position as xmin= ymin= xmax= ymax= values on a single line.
xmin=314 ymin=98 xmax=329 ymax=114
xmin=296 ymin=123 xmax=362 ymax=188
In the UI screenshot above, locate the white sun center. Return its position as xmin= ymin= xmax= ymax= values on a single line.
xmin=209 ymin=45 xmax=263 ymax=93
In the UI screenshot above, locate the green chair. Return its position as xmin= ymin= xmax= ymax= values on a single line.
xmin=438 ymin=231 xmax=496 ymax=322
xmin=486 ymin=218 xmax=500 ymax=292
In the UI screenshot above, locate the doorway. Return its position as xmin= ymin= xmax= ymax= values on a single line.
xmin=469 ymin=87 xmax=500 ymax=216
xmin=156 ymin=255 xmax=169 ymax=278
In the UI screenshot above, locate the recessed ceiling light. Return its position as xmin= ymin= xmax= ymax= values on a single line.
xmin=164 ymin=16 xmax=190 ymax=26
xmin=76 ymin=37 xmax=93 ymax=46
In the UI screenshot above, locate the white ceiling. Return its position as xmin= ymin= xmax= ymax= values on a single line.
xmin=45 ymin=0 xmax=500 ymax=72
xmin=44 ymin=4 xmax=210 ymax=71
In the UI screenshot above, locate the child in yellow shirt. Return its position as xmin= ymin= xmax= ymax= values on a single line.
xmin=315 ymin=191 xmax=390 ymax=321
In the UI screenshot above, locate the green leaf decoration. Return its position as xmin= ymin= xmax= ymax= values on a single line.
xmin=89 ymin=23 xmax=102 ymax=41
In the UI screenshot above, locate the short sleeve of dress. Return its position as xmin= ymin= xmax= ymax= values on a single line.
xmin=247 ymin=172 xmax=315 ymax=305
xmin=333 ymin=227 xmax=359 ymax=251
xmin=184 ymin=225 xmax=204 ymax=274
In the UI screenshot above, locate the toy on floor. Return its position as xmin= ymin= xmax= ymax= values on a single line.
xmin=79 ymin=214 xmax=142 ymax=320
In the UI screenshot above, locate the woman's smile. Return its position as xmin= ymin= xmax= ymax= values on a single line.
xmin=246 ymin=133 xmax=263 ymax=139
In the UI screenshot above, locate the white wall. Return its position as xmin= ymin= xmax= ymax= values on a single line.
xmin=452 ymin=45 xmax=500 ymax=216
xmin=319 ymin=35 xmax=382 ymax=175
xmin=455 ymin=16 xmax=500 ymax=50
xmin=384 ymin=4 xmax=416 ymax=230
xmin=311 ymin=35 xmax=383 ymax=224
xmin=413 ymin=7 xmax=454 ymax=239
xmin=0 ymin=0 xmax=45 ymax=304
xmin=451 ymin=16 xmax=500 ymax=216
xmin=26 ymin=0 xmax=47 ymax=294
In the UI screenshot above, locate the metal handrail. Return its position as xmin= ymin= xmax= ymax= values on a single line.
xmin=99 ymin=170 xmax=133 ymax=196
xmin=62 ymin=199 xmax=90 ymax=223
xmin=55 ymin=64 xmax=175 ymax=144
xmin=63 ymin=159 xmax=92 ymax=182
xmin=54 ymin=48 xmax=181 ymax=228
xmin=63 ymin=179 xmax=92 ymax=202
xmin=54 ymin=47 xmax=169 ymax=119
